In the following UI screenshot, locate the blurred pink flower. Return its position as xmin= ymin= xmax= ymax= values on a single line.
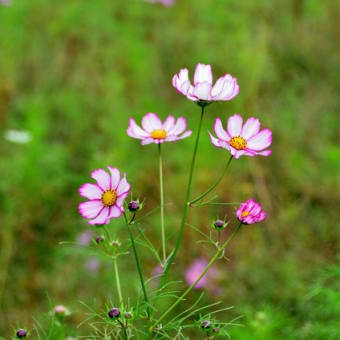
xmin=185 ymin=258 xmax=216 ymax=289
xmin=146 ymin=0 xmax=174 ymax=7
xmin=76 ymin=230 xmax=93 ymax=245
xmin=127 ymin=113 xmax=192 ymax=145
xmin=85 ymin=258 xmax=100 ymax=273
xmin=209 ymin=114 xmax=272 ymax=159
xmin=78 ymin=167 xmax=130 ymax=225
xmin=0 ymin=0 xmax=11 ymax=6
xmin=172 ymin=63 xmax=239 ymax=102
xmin=236 ymin=198 xmax=266 ymax=224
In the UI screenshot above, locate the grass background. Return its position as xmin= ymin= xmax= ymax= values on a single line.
xmin=0 ymin=0 xmax=339 ymax=338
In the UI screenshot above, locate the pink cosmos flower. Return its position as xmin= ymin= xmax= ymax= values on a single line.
xmin=78 ymin=167 xmax=130 ymax=225
xmin=236 ymin=198 xmax=266 ymax=224
xmin=172 ymin=63 xmax=239 ymax=102
xmin=209 ymin=114 xmax=272 ymax=159
xmin=185 ymin=258 xmax=216 ymax=289
xmin=127 ymin=113 xmax=192 ymax=145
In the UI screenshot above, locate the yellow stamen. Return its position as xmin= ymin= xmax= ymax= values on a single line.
xmin=241 ymin=211 xmax=249 ymax=218
xmin=102 ymin=190 xmax=117 ymax=207
xmin=151 ymin=129 xmax=167 ymax=140
xmin=229 ymin=136 xmax=247 ymax=150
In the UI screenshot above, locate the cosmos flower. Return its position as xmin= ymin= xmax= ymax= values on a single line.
xmin=78 ymin=167 xmax=130 ymax=225
xmin=236 ymin=198 xmax=266 ymax=224
xmin=145 ymin=0 xmax=174 ymax=6
xmin=185 ymin=258 xmax=216 ymax=289
xmin=172 ymin=63 xmax=239 ymax=102
xmin=76 ymin=230 xmax=93 ymax=245
xmin=209 ymin=114 xmax=272 ymax=159
xmin=127 ymin=113 xmax=192 ymax=145
xmin=85 ymin=258 xmax=100 ymax=273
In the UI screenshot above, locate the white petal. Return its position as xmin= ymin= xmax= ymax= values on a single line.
xmin=193 ymin=82 xmax=212 ymax=101
xmin=211 ymin=74 xmax=232 ymax=98
xmin=241 ymin=118 xmax=261 ymax=140
xmin=247 ymin=129 xmax=272 ymax=150
xmin=107 ymin=166 xmax=120 ymax=190
xmin=91 ymin=169 xmax=111 ymax=191
xmin=194 ymin=63 xmax=213 ymax=85
xmin=142 ymin=113 xmax=162 ymax=132
xmin=79 ymin=183 xmax=103 ymax=199
xmin=79 ymin=200 xmax=103 ymax=219
xmin=108 ymin=205 xmax=123 ymax=219
xmin=116 ymin=191 xmax=129 ymax=208
xmin=227 ymin=114 xmax=243 ymax=137
xmin=162 ymin=115 xmax=176 ymax=132
xmin=168 ymin=117 xmax=186 ymax=135
xmin=141 ymin=137 xmax=155 ymax=145
xmin=214 ymin=118 xmax=230 ymax=141
xmin=88 ymin=207 xmax=110 ymax=225
xmin=116 ymin=175 xmax=130 ymax=195
xmin=127 ymin=118 xmax=149 ymax=139
xmin=208 ymin=132 xmax=221 ymax=148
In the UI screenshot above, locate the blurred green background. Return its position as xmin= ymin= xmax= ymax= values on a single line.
xmin=1 ymin=0 xmax=340 ymax=338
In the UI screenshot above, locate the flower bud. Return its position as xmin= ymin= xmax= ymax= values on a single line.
xmin=212 ymin=219 xmax=227 ymax=230
xmin=16 ymin=329 xmax=27 ymax=338
xmin=108 ymin=308 xmax=120 ymax=318
xmin=128 ymin=200 xmax=140 ymax=212
xmin=201 ymin=320 xmax=211 ymax=329
xmin=124 ymin=312 xmax=132 ymax=319
xmin=213 ymin=327 xmax=219 ymax=333
xmin=54 ymin=305 xmax=70 ymax=316
xmin=95 ymin=236 xmax=104 ymax=244
xmin=112 ymin=240 xmax=120 ymax=248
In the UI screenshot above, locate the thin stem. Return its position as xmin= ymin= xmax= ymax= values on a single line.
xmin=190 ymin=155 xmax=233 ymax=205
xmin=151 ymin=222 xmax=242 ymax=331
xmin=123 ymin=212 xmax=151 ymax=319
xmin=158 ymin=144 xmax=166 ymax=265
xmin=192 ymin=202 xmax=241 ymax=208
xmin=159 ymin=104 xmax=206 ymax=288
xmin=113 ymin=256 xmax=123 ymax=305
xmin=117 ymin=319 xmax=128 ymax=340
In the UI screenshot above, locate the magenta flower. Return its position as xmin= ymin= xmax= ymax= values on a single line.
xmin=236 ymin=198 xmax=266 ymax=224
xmin=172 ymin=63 xmax=239 ymax=102
xmin=78 ymin=167 xmax=130 ymax=225
xmin=209 ymin=114 xmax=272 ymax=159
xmin=185 ymin=258 xmax=217 ymax=289
xmin=127 ymin=113 xmax=192 ymax=145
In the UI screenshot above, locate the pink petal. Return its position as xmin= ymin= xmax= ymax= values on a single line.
xmin=91 ymin=169 xmax=111 ymax=191
xmin=116 ymin=174 xmax=130 ymax=195
xmin=88 ymin=207 xmax=110 ymax=225
xmin=247 ymin=129 xmax=272 ymax=150
xmin=79 ymin=200 xmax=103 ymax=219
xmin=163 ymin=115 xmax=176 ymax=132
xmin=214 ymin=118 xmax=230 ymax=141
xmin=227 ymin=114 xmax=243 ymax=137
xmin=116 ymin=191 xmax=129 ymax=208
xmin=165 ymin=135 xmax=179 ymax=142
xmin=142 ymin=113 xmax=162 ymax=132
xmin=194 ymin=63 xmax=213 ymax=85
xmin=79 ymin=183 xmax=103 ymax=199
xmin=208 ymin=131 xmax=221 ymax=148
xmin=193 ymin=82 xmax=212 ymax=100
xmin=168 ymin=117 xmax=186 ymax=135
xmin=241 ymin=117 xmax=261 ymax=140
xmin=141 ymin=137 xmax=155 ymax=145
xmin=127 ymin=118 xmax=149 ymax=139
xmin=178 ymin=130 xmax=192 ymax=139
xmin=108 ymin=205 xmax=123 ymax=219
xmin=256 ymin=150 xmax=272 ymax=156
xmin=107 ymin=166 xmax=120 ymax=190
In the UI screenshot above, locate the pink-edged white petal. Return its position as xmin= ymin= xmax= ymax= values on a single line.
xmin=91 ymin=169 xmax=111 ymax=191
xmin=233 ymin=150 xmax=246 ymax=159
xmin=116 ymin=175 xmax=130 ymax=195
xmin=255 ymin=150 xmax=272 ymax=156
xmin=209 ymin=131 xmax=221 ymax=148
xmin=168 ymin=117 xmax=187 ymax=135
xmin=178 ymin=130 xmax=192 ymax=139
xmin=127 ymin=118 xmax=149 ymax=139
xmin=193 ymin=82 xmax=212 ymax=101
xmin=172 ymin=68 xmax=189 ymax=93
xmin=142 ymin=113 xmax=162 ymax=132
xmin=214 ymin=118 xmax=230 ymax=141
xmin=214 ymin=78 xmax=239 ymax=100
xmin=247 ymin=129 xmax=272 ymax=150
xmin=162 ymin=115 xmax=176 ymax=132
xmin=227 ymin=114 xmax=243 ymax=137
xmin=78 ymin=200 xmax=103 ymax=219
xmin=107 ymin=166 xmax=120 ymax=190
xmin=115 ymin=191 xmax=129 ymax=208
xmin=194 ymin=63 xmax=213 ymax=85
xmin=211 ymin=74 xmax=232 ymax=98
xmin=141 ymin=137 xmax=155 ymax=145
xmin=108 ymin=205 xmax=123 ymax=219
xmin=165 ymin=135 xmax=179 ymax=142
xmin=88 ymin=207 xmax=110 ymax=225
xmin=241 ymin=118 xmax=261 ymax=140
xmin=79 ymin=183 xmax=103 ymax=200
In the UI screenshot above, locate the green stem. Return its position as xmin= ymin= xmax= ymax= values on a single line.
xmin=190 ymin=155 xmax=233 ymax=205
xmin=159 ymin=104 xmax=206 ymax=288
xmin=123 ymin=213 xmax=151 ymax=319
xmin=151 ymin=222 xmax=242 ymax=331
xmin=113 ymin=256 xmax=123 ymax=305
xmin=117 ymin=319 xmax=128 ymax=340
xmin=158 ymin=144 xmax=166 ymax=265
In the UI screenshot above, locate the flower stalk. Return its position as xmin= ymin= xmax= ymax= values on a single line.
xmin=158 ymin=144 xmax=166 ymax=265
xmin=113 ymin=256 xmax=123 ymax=305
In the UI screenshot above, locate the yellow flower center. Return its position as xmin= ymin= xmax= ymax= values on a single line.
xmin=101 ymin=190 xmax=117 ymax=207
xmin=229 ymin=136 xmax=247 ymax=150
xmin=151 ymin=129 xmax=167 ymax=140
xmin=241 ymin=211 xmax=250 ymax=218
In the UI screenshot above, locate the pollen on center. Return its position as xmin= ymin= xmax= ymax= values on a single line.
xmin=102 ymin=190 xmax=117 ymax=207
xmin=241 ymin=211 xmax=249 ymax=218
xmin=229 ymin=136 xmax=247 ymax=150
xmin=151 ymin=129 xmax=167 ymax=140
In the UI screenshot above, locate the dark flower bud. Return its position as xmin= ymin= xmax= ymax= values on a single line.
xmin=124 ymin=312 xmax=132 ymax=319
xmin=128 ymin=200 xmax=140 ymax=212
xmin=108 ymin=308 xmax=120 ymax=318
xmin=201 ymin=320 xmax=211 ymax=329
xmin=16 ymin=329 xmax=27 ymax=338
xmin=95 ymin=236 xmax=104 ymax=244
xmin=212 ymin=219 xmax=228 ymax=230
xmin=112 ymin=240 xmax=120 ymax=248
xmin=213 ymin=327 xmax=219 ymax=333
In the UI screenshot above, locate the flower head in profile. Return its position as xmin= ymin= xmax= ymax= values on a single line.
xmin=236 ymin=198 xmax=266 ymax=224
xmin=172 ymin=63 xmax=239 ymax=103
xmin=78 ymin=167 xmax=130 ymax=225
xmin=209 ymin=114 xmax=272 ymax=159
xmin=127 ymin=113 xmax=192 ymax=145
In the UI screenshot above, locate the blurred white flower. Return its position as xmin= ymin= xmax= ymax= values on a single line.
xmin=4 ymin=130 xmax=31 ymax=144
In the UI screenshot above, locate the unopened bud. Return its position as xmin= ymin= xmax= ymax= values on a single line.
xmin=201 ymin=320 xmax=211 ymax=329
xmin=128 ymin=200 xmax=140 ymax=212
xmin=95 ymin=236 xmax=104 ymax=244
xmin=108 ymin=308 xmax=120 ymax=318
xmin=16 ymin=329 xmax=27 ymax=338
